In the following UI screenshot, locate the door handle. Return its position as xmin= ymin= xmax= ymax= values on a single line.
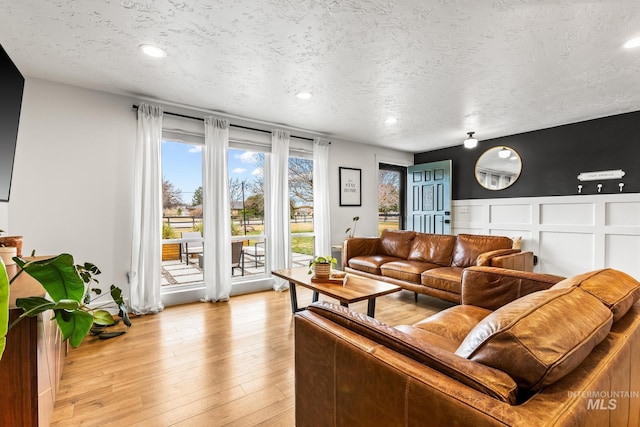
xmin=444 ymin=219 xmax=451 ymax=224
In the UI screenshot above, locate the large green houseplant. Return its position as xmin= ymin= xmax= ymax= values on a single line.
xmin=0 ymin=253 xmax=130 ymax=360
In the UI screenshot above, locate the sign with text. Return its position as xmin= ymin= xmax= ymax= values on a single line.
xmin=339 ymin=167 xmax=361 ymax=206
xmin=577 ymin=169 xmax=625 ymax=181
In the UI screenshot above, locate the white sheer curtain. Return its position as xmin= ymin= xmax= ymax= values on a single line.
xmin=202 ymin=116 xmax=232 ymax=302
xmin=268 ymin=129 xmax=291 ymax=291
xmin=313 ymin=138 xmax=331 ymax=257
xmin=130 ymin=103 xmax=164 ymax=314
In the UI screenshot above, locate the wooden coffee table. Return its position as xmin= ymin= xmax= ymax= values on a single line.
xmin=272 ymin=267 xmax=402 ymax=318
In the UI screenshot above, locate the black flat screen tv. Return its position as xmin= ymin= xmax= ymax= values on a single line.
xmin=0 ymin=44 xmax=24 ymax=202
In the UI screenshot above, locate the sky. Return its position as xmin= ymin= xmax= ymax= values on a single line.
xmin=161 ymin=140 xmax=262 ymax=205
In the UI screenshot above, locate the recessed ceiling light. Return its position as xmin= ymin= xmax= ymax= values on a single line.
xmin=384 ymin=117 xmax=398 ymax=125
xmin=623 ymin=36 xmax=640 ymax=49
xmin=296 ymin=92 xmax=313 ymax=100
xmin=139 ymin=44 xmax=167 ymax=58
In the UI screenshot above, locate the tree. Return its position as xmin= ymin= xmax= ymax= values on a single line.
xmin=229 ymin=178 xmax=244 ymax=211
xmin=163 ymin=179 xmax=183 ymax=209
xmin=288 ymin=158 xmax=313 ymax=207
xmin=235 ymin=152 xmax=313 ymax=215
xmin=378 ymin=170 xmax=399 ymax=213
xmin=246 ymin=155 xmax=313 ymax=208
xmin=247 ymin=154 xmax=265 ymax=196
xmin=190 ymin=207 xmax=202 ymax=218
xmin=192 ymin=186 xmax=203 ymax=206
xmin=245 ymin=193 xmax=264 ymax=217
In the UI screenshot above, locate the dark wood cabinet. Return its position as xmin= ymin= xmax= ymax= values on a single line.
xmin=0 ymin=263 xmax=65 ymax=427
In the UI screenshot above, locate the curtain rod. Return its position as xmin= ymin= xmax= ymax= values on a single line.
xmin=132 ymin=104 xmax=323 ymax=143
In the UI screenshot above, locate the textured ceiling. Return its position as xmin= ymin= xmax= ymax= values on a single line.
xmin=1 ymin=0 xmax=640 ymax=152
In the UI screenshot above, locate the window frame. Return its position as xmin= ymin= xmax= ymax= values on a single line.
xmin=378 ymin=162 xmax=407 ymax=231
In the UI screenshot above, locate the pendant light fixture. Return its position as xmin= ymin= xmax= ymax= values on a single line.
xmin=464 ymin=132 xmax=478 ymax=149
xmin=498 ymin=147 xmax=512 ymax=158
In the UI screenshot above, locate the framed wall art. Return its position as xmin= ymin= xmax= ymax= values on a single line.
xmin=339 ymin=167 xmax=361 ymax=206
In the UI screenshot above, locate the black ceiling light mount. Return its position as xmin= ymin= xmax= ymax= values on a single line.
xmin=464 ymin=131 xmax=478 ymax=149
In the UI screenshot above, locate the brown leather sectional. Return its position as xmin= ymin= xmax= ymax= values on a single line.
xmin=295 ymin=267 xmax=640 ymax=426
xmin=343 ymin=230 xmax=534 ymax=303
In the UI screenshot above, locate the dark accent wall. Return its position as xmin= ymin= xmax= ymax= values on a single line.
xmin=414 ymin=111 xmax=640 ymax=199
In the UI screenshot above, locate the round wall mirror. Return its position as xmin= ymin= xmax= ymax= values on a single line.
xmin=475 ymin=146 xmax=522 ymax=190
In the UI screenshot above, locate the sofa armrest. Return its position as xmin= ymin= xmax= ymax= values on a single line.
xmin=302 ymin=301 xmax=518 ymax=403
xmin=461 ymin=266 xmax=566 ymax=310
xmin=342 ymin=237 xmax=380 ymax=269
xmin=490 ymin=251 xmax=534 ymax=272
xmin=475 ymin=249 xmax=520 ymax=266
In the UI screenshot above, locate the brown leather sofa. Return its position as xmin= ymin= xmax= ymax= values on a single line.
xmin=295 ymin=267 xmax=640 ymax=426
xmin=343 ymin=230 xmax=534 ymax=303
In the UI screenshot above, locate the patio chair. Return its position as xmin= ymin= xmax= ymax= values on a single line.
xmin=231 ymin=240 xmax=245 ymax=276
xmin=245 ymin=241 xmax=265 ymax=268
xmin=181 ymin=231 xmax=203 ymax=264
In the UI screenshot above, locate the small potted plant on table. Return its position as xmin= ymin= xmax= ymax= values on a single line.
xmin=308 ymin=255 xmax=337 ymax=279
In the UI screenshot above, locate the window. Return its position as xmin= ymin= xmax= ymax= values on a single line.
xmin=228 ymin=148 xmax=266 ymax=276
xmin=157 ymin=116 xmax=317 ymax=298
xmin=289 ymin=156 xmax=314 ymax=264
xmin=160 ymin=139 xmax=204 ymax=287
xmin=378 ymin=163 xmax=406 ymax=235
xmin=227 ymin=150 xmax=315 ymax=275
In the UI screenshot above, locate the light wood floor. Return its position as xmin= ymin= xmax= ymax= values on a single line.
xmin=51 ymin=287 xmax=454 ymax=426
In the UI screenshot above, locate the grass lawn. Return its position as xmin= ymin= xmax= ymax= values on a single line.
xmin=163 ymin=217 xmax=404 ymax=263
xmin=232 ymin=220 xmax=315 ymax=255
xmin=378 ymin=219 xmax=399 ymax=235
xmin=167 ymin=218 xmax=400 ymax=250
xmin=290 ymin=221 xmax=314 ymax=255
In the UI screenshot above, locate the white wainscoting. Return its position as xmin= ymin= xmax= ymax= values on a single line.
xmin=452 ymin=194 xmax=640 ymax=279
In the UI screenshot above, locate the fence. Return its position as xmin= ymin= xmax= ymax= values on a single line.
xmin=164 ymin=213 xmax=399 ymax=229
xmin=378 ymin=213 xmax=400 ymax=222
xmin=163 ymin=216 xmax=202 ymax=229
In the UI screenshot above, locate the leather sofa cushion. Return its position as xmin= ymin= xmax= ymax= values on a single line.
xmin=378 ymin=230 xmax=416 ymax=259
xmin=451 ymin=234 xmax=513 ymax=268
xmin=395 ymin=325 xmax=459 ymax=352
xmin=456 ymin=287 xmax=613 ymax=391
xmin=552 ymin=268 xmax=640 ymax=322
xmin=348 ymin=255 xmax=402 ymax=275
xmin=407 ymin=233 xmax=456 ymax=266
xmin=412 ymin=305 xmax=492 ymax=345
xmin=461 ymin=266 xmax=566 ymax=310
xmin=307 ymin=301 xmax=519 ymax=403
xmin=381 ymin=260 xmax=439 ymax=283
xmin=421 ymin=267 xmax=464 ymax=294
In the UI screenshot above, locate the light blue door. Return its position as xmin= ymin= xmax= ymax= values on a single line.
xmin=407 ymin=160 xmax=452 ymax=234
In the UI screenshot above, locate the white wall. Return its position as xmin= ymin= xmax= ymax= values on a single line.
xmin=327 ymin=140 xmax=412 ymax=245
xmin=8 ymin=79 xmax=136 ymax=293
xmin=0 ymin=203 xmax=8 ymax=233
xmin=452 ymin=194 xmax=640 ymax=279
